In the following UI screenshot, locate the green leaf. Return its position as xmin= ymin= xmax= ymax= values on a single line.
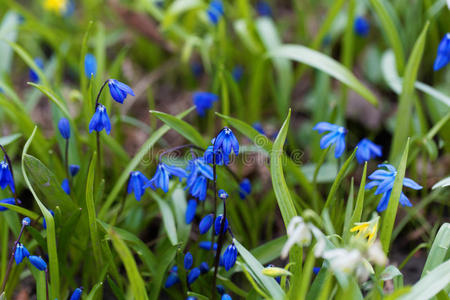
xmin=421 ymin=223 xmax=450 ymax=277
xmin=382 ymin=265 xmax=404 ymax=290
xmin=0 ymin=11 xmax=19 ymax=75
xmin=0 ymin=134 xmax=21 ymax=146
xmin=0 ymin=203 xmax=40 ymax=220
xmin=432 ymin=177 xmax=450 ymax=190
xmin=86 ymin=282 xmax=104 ymax=300
xmin=268 ymin=45 xmax=378 ymax=106
xmin=28 ymin=83 xmax=71 ymax=119
xmin=250 ymin=236 xmax=287 ymax=265
xmin=150 ymin=191 xmax=178 ymax=245
xmin=344 ymin=162 xmax=367 ymax=241
xmin=270 ymin=109 xmax=297 ymax=227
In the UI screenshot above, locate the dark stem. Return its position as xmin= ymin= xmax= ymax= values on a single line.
xmin=212 ymin=197 xmax=228 ymax=297
xmin=45 ymin=269 xmax=49 ymax=300
xmin=64 ymin=139 xmax=72 ymax=193
xmin=0 ymin=144 xmax=18 ymax=205
xmin=211 ymin=137 xmax=218 ymax=299
xmin=0 ymin=224 xmax=25 ymax=292
xmin=95 ymin=80 xmax=109 ymax=110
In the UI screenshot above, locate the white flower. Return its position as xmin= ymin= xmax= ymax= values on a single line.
xmin=367 ymin=240 xmax=387 ymax=266
xmin=323 ymin=249 xmax=362 ymax=274
xmin=281 ymin=217 xmax=312 ymax=258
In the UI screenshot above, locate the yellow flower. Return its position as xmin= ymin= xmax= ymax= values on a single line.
xmin=44 ymin=0 xmax=68 ymax=14
xmin=350 ymin=217 xmax=379 ymax=244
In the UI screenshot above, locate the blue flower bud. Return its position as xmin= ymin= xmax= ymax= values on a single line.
xmin=61 ymin=178 xmax=70 ymax=195
xmin=185 ymin=199 xmax=197 ymax=224
xmin=58 ymin=118 xmax=71 ymax=139
xmin=69 ymin=287 xmax=83 ymax=300
xmin=199 ymin=241 xmax=217 ymax=251
xmin=0 ymin=160 xmax=15 ymax=193
xmin=69 ymin=165 xmax=80 ymax=177
xmin=214 ymin=215 xmax=228 ymax=235
xmin=89 ymin=104 xmax=111 ymax=135
xmin=216 ymin=284 xmax=225 ymax=295
xmin=222 ymin=294 xmax=232 ymax=300
xmin=186 ymin=297 xmax=197 ymax=300
xmin=214 ymin=128 xmax=239 ymax=159
xmin=206 ymin=0 xmax=224 ymax=24
xmin=15 ymin=243 xmax=30 ymax=264
xmin=187 ymin=267 xmax=201 ymax=284
xmin=127 ymin=171 xmax=149 ymax=201
xmin=43 ymin=210 xmax=55 ymax=229
xmin=193 ymin=92 xmax=218 ymax=117
xmin=222 ymin=244 xmax=237 ymax=271
xmin=84 ymin=53 xmax=97 ymax=79
xmin=239 ymin=178 xmax=251 ymax=199
xmin=199 ymin=262 xmax=209 ymax=274
xmin=164 ymin=273 xmax=180 ymax=288
xmin=218 ymin=189 xmax=228 ymax=200
xmin=184 ymin=252 xmax=193 ymax=270
xmin=29 ymin=58 xmax=44 ymax=83
xmin=199 ymin=214 xmax=213 ymax=234
xmin=231 ymin=65 xmax=243 ymax=82
xmin=434 ymin=33 xmax=450 ymax=71
xmin=22 ymin=217 xmax=31 ymax=226
xmin=28 ymin=255 xmax=47 ymax=271
xmin=256 ymin=1 xmax=272 ymax=17
xmin=0 ymin=198 xmax=15 ymax=211
xmin=313 ymin=267 xmax=321 ymax=275
xmin=107 ymin=79 xmax=135 ymax=104
xmin=354 ymin=16 xmax=370 ymax=37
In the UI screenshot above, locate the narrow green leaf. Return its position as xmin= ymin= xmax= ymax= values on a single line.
xmin=151 ymin=192 xmax=178 ymax=245
xmin=0 ymin=203 xmax=40 ymax=220
xmin=0 ymin=134 xmax=21 ymax=146
xmin=28 ymin=83 xmax=71 ymax=119
xmin=86 ymin=282 xmax=103 ymax=300
xmin=0 ymin=11 xmax=19 ymax=75
xmin=421 ymin=223 xmax=450 ymax=277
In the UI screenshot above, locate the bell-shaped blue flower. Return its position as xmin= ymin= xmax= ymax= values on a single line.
xmin=15 ymin=243 xmax=30 ymax=264
xmin=28 ymin=255 xmax=47 ymax=271
xmin=199 ymin=241 xmax=217 ymax=251
xmin=214 ymin=128 xmax=239 ymax=161
xmin=231 ymin=66 xmax=244 ymax=82
xmin=214 ymin=214 xmax=228 ymax=235
xmin=354 ymin=16 xmax=370 ymax=37
xmin=434 ymin=33 xmax=450 ymax=71
xmin=165 ymin=272 xmax=180 ymax=288
xmin=89 ymin=104 xmax=111 ymax=134
xmin=188 ymin=176 xmax=208 ymax=201
xmin=43 ymin=210 xmax=55 ymax=229
xmin=366 ymin=164 xmax=422 ymax=212
xmin=185 ymin=199 xmax=197 ymax=224
xmin=69 ymin=287 xmax=83 ymax=300
xmin=199 ymin=214 xmax=213 ymax=234
xmin=204 ymin=144 xmax=229 ymax=165
xmin=186 ymin=158 xmax=213 ymax=189
xmin=0 ymin=160 xmax=15 ymax=193
xmin=313 ymin=122 xmax=347 ymax=158
xmin=239 ymin=178 xmax=251 ymax=199
xmin=222 ymin=294 xmax=232 ymax=300
xmin=145 ymin=163 xmax=188 ymax=193
xmin=107 ymin=79 xmax=135 ymax=104
xmin=29 ymin=58 xmax=44 ymax=83
xmin=222 ymin=244 xmax=237 ymax=271
xmin=70 ymin=165 xmax=80 ymax=177
xmin=84 ymin=53 xmax=97 ymax=79
xmin=207 ymin=0 xmax=224 ymax=24
xmin=0 ymin=198 xmax=15 ymax=211
xmin=127 ymin=171 xmax=149 ymax=201
xmin=22 ymin=217 xmax=31 ymax=226
xmin=256 ymin=1 xmax=272 ymax=17
xmin=199 ymin=262 xmax=209 ymax=274
xmin=193 ymin=92 xmax=218 ymax=117
xmin=184 ymin=252 xmax=193 ymax=270
xmin=187 ymin=267 xmax=201 ymax=284
xmin=61 ymin=178 xmax=70 ymax=195
xmin=355 ymin=138 xmax=382 ymax=164
xmin=58 ymin=118 xmax=71 ymax=139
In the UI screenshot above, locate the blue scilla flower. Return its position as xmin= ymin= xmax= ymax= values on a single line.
xmin=188 ymin=176 xmax=208 ymax=201
xmin=232 ymin=66 xmax=244 ymax=82
xmin=84 ymin=53 xmax=97 ymax=79
xmin=222 ymin=244 xmax=237 ymax=271
xmin=69 ymin=165 xmax=80 ymax=177
xmin=214 ymin=214 xmax=228 ymax=235
xmin=313 ymin=122 xmax=347 ymax=158
xmin=199 ymin=241 xmax=217 ymax=250
xmin=89 ymin=104 xmax=111 ymax=134
xmin=434 ymin=33 xmax=450 ymax=71
xmin=193 ymin=92 xmax=219 ymax=117
xmin=15 ymin=243 xmax=30 ymax=264
xmin=165 ymin=266 xmax=180 ymax=288
xmin=107 ymin=79 xmax=135 ymax=104
xmin=185 ymin=199 xmax=197 ymax=224
xmin=127 ymin=171 xmax=149 ymax=201
xmin=58 ymin=118 xmax=71 ymax=139
xmin=145 ymin=163 xmax=188 ymax=193
xmin=204 ymin=144 xmax=229 ymax=165
xmin=187 ymin=267 xmax=201 ymax=284
xmin=252 ymin=122 xmax=265 ymax=135
xmin=354 ymin=16 xmax=370 ymax=37
xmin=218 ymin=189 xmax=228 ymax=200
xmin=22 ymin=217 xmax=31 ymax=226
xmin=184 ymin=252 xmax=193 ymax=270
xmin=355 ymin=138 xmax=382 ymax=164
xmin=199 ymin=262 xmax=209 ymax=274
xmin=0 ymin=198 xmax=15 ymax=211
xmin=222 ymin=294 xmax=232 ymax=300
xmin=43 ymin=210 xmax=55 ymax=229
xmin=28 ymin=255 xmax=47 ymax=271
xmin=366 ymin=164 xmax=422 ymax=212
xmin=207 ymin=0 xmax=224 ymax=24
xmin=29 ymin=58 xmax=44 ymax=83
xmin=61 ymin=178 xmax=70 ymax=195
xmin=217 ymin=285 xmax=225 ymax=295
xmin=214 ymin=128 xmax=239 ymax=159
xmin=186 ymin=158 xmax=213 ymax=189
xmin=239 ymin=178 xmax=251 ymax=199
xmin=199 ymin=214 xmax=214 ymax=234
xmin=0 ymin=160 xmax=15 ymax=193
xmin=69 ymin=287 xmax=83 ymax=300
xmin=256 ymin=1 xmax=272 ymax=17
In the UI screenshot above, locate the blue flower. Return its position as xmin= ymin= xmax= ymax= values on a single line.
xmin=58 ymin=118 xmax=71 ymax=139
xmin=313 ymin=267 xmax=321 ymax=275
xmin=434 ymin=33 xmax=450 ymax=71
xmin=193 ymin=92 xmax=218 ymax=117
xmin=214 ymin=214 xmax=228 ymax=235
xmin=313 ymin=122 xmax=347 ymax=158
xmin=43 ymin=210 xmax=55 ymax=229
xmin=107 ymin=79 xmax=135 ymax=104
xmin=199 ymin=214 xmax=213 ymax=234
xmin=188 ymin=176 xmax=208 ymax=201
xmin=199 ymin=262 xmax=209 ymax=274
xmin=354 ymin=16 xmax=370 ymax=37
xmin=61 ymin=178 xmax=70 ymax=195
xmin=0 ymin=160 xmax=15 ymax=193
xmin=256 ymin=1 xmax=272 ymax=17
xmin=127 ymin=171 xmax=149 ymax=201
xmin=22 ymin=217 xmax=31 ymax=226
xmin=207 ymin=0 xmax=224 ymax=24
xmin=165 ymin=272 xmax=180 ymax=288
xmin=28 ymin=255 xmax=47 ymax=271
xmin=199 ymin=241 xmax=217 ymax=250
xmin=29 ymin=58 xmax=44 ymax=83
xmin=69 ymin=165 xmax=80 ymax=177
xmin=145 ymin=163 xmax=188 ymax=193
xmin=69 ymin=288 xmax=83 ymax=300
xmin=84 ymin=53 xmax=97 ymax=79
xmin=204 ymin=144 xmax=229 ymax=165
xmin=355 ymin=138 xmax=382 ymax=164
xmin=89 ymin=104 xmax=111 ymax=134
xmin=252 ymin=122 xmax=265 ymax=135
xmin=15 ymin=243 xmax=30 ymax=264
xmin=0 ymin=198 xmax=15 ymax=211
xmin=222 ymin=294 xmax=232 ymax=300
xmin=239 ymin=178 xmax=251 ymax=199
xmin=231 ymin=66 xmax=244 ymax=82
xmin=185 ymin=199 xmax=197 ymax=224
xmin=214 ymin=128 xmax=239 ymax=159
xmin=184 ymin=252 xmax=193 ymax=270
xmin=218 ymin=189 xmax=228 ymax=200
xmin=222 ymin=244 xmax=237 ymax=271
xmin=187 ymin=267 xmax=201 ymax=284
xmin=190 ymin=62 xmax=204 ymax=77
xmin=186 ymin=158 xmax=213 ymax=189
xmin=216 ymin=285 xmax=225 ymax=295
xmin=366 ymin=164 xmax=422 ymax=212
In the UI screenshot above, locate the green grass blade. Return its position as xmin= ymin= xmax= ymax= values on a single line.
xmin=0 ymin=133 xmax=21 ymax=146
xmin=0 ymin=204 xmax=40 ymax=221
xmin=28 ymin=82 xmax=71 ymax=119
xmin=150 ymin=192 xmax=178 ymax=245
xmin=421 ymin=223 xmax=450 ymax=277
xmin=86 ymin=282 xmax=104 ymax=300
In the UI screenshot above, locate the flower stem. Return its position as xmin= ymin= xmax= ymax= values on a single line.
xmin=95 ymin=80 xmax=108 ymax=109
xmin=0 ymin=223 xmax=26 ymax=293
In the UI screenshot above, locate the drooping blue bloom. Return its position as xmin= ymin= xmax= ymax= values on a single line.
xmin=313 ymin=267 xmax=321 ymax=275
xmin=0 ymin=198 xmax=15 ymax=211
xmin=355 ymin=138 xmax=382 ymax=164
xmin=204 ymin=144 xmax=229 ymax=165
xmin=256 ymin=1 xmax=272 ymax=17
xmin=70 ymin=165 xmax=80 ymax=177
xmin=84 ymin=53 xmax=97 ymax=79
xmin=127 ymin=171 xmax=149 ymax=201
xmin=0 ymin=160 xmax=15 ymax=193
xmin=58 ymin=118 xmax=71 ymax=139
xmin=216 ymin=285 xmax=226 ymax=295
xmin=252 ymin=122 xmax=265 ymax=135
xmin=14 ymin=243 xmax=30 ymax=264
xmin=29 ymin=58 xmax=44 ymax=83
xmin=354 ymin=16 xmax=370 ymax=37
xmin=313 ymin=122 xmax=347 ymax=158
xmin=366 ymin=164 xmax=422 ymax=212
xmin=188 ymin=176 xmax=208 ymax=201
xmin=145 ymin=163 xmax=188 ymax=193
xmin=222 ymin=294 xmax=232 ymax=300
xmin=213 ymin=128 xmax=239 ymax=159
xmin=222 ymin=244 xmax=237 ymax=271
xmin=107 ymin=79 xmax=135 ymax=104
xmin=199 ymin=262 xmax=209 ymax=274
xmin=199 ymin=241 xmax=217 ymax=251
xmin=214 ymin=214 xmax=228 ymax=235
xmin=207 ymin=0 xmax=224 ymax=24
xmin=164 ymin=273 xmax=180 ymax=288
xmin=187 ymin=267 xmax=201 ymax=284
xmin=89 ymin=104 xmax=111 ymax=134
xmin=239 ymin=178 xmax=251 ymax=199
xmin=199 ymin=214 xmax=214 ymax=234
xmin=61 ymin=178 xmax=70 ymax=195
xmin=185 ymin=199 xmax=197 ymax=224
xmin=193 ymin=92 xmax=219 ymax=117
xmin=43 ymin=210 xmax=55 ymax=229
xmin=69 ymin=288 xmax=83 ymax=300
xmin=22 ymin=217 xmax=31 ymax=226
xmin=433 ymin=33 xmax=450 ymax=71
xmin=28 ymin=256 xmax=47 ymax=271
xmin=186 ymin=158 xmax=213 ymax=190
xmin=184 ymin=252 xmax=193 ymax=270
xmin=218 ymin=189 xmax=228 ymax=200
xmin=231 ymin=66 xmax=243 ymax=82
